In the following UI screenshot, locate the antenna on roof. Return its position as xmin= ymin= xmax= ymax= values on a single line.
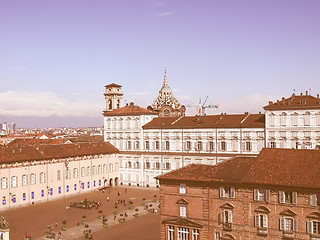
xmin=187 ymin=96 xmax=218 ymax=116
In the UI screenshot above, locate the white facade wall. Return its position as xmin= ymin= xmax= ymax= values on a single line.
xmin=265 ymin=109 xmax=320 ymax=149
xmin=0 ymin=153 xmax=118 ymax=210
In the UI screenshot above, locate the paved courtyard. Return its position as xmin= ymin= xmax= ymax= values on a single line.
xmin=1 ymin=186 xmax=160 ymax=240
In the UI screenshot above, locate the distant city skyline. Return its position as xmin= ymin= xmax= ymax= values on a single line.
xmin=1 ymin=0 xmax=319 ymax=128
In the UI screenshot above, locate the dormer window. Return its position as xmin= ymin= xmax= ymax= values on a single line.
xmin=180 ymin=206 xmax=187 ymax=217
xmin=310 ymin=193 xmax=320 ymax=206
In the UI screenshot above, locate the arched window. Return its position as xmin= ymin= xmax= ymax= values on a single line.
xmin=30 ymin=174 xmax=36 ymax=185
xmin=98 ymin=165 xmax=102 ymax=174
xmin=40 ymin=172 xmax=46 ymax=183
xmin=164 ymin=109 xmax=170 ymax=117
xmin=280 ymin=112 xmax=287 ymax=126
xmin=269 ymin=113 xmax=275 ymax=126
xmin=103 ymin=164 xmax=107 ymax=173
xmin=304 ymin=112 xmax=311 ymax=126
xmin=81 ymin=167 xmax=85 ymax=177
xmin=316 ymin=112 xmax=320 ymax=126
xmin=291 ymin=112 xmax=298 ymax=126
xmin=1 ymin=177 xmax=7 ymax=189
xmin=117 ymin=100 xmax=120 ymax=108
xmin=92 ymin=165 xmax=96 ymax=175
xmin=115 ymin=162 xmax=118 ymax=171
xmin=126 ymin=117 xmax=131 ymax=129
xmin=73 ymin=168 xmax=78 ymax=178
xmin=109 ymin=163 xmax=113 ymax=172
xmin=22 ymin=174 xmax=28 ymax=186
xmin=108 ymin=99 xmax=112 ymax=110
xmin=119 ymin=118 xmax=123 ymax=129
xmin=57 ymin=170 xmax=61 ymax=181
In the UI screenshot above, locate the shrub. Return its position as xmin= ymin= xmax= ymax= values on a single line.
xmin=153 ymin=199 xmax=158 ymax=203
xmin=98 ymin=215 xmax=104 ymax=219
xmin=81 ymin=220 xmax=87 ymax=225
xmin=99 ymin=210 xmax=103 ymax=214
xmin=141 ymin=202 xmax=146 ymax=206
xmin=113 ymin=211 xmax=119 ymax=215
xmin=148 ymin=209 xmax=154 ymax=213
xmin=62 ymin=220 xmax=67 ymax=225
xmin=85 ymin=224 xmax=89 ymax=228
xmin=82 ymin=215 xmax=86 ymax=219
xmin=61 ymin=226 xmax=67 ymax=231
xmin=103 ymin=224 xmax=109 ymax=228
xmin=129 ymin=206 xmax=134 ymax=210
xmin=118 ymin=218 xmax=125 ymax=223
xmin=133 ymin=213 xmax=139 ymax=217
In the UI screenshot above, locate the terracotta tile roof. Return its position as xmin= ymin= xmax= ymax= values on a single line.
xmin=157 ymin=148 xmax=320 ymax=190
xmin=156 ymin=157 xmax=256 ymax=183
xmin=105 ymin=83 xmax=122 ymax=88
xmin=242 ymin=148 xmax=320 ymax=189
xmin=0 ymin=142 xmax=119 ymax=164
xmin=103 ymin=103 xmax=158 ymax=116
xmin=8 ymin=138 xmax=70 ymax=146
xmin=263 ymin=93 xmax=320 ymax=110
xmin=143 ymin=114 xmax=265 ymax=129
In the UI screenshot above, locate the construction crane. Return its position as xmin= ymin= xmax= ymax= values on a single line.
xmin=187 ymin=96 xmax=218 ymax=116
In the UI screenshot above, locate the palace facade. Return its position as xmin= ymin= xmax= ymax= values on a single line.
xmin=0 ymin=142 xmax=119 ymax=210
xmin=156 ymin=148 xmax=320 ymax=240
xmin=103 ymin=72 xmax=320 ymax=187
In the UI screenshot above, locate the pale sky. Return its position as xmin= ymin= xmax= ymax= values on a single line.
xmin=0 ymin=0 xmax=319 ymax=128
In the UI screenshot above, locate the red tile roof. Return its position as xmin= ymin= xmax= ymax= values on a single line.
xmin=143 ymin=114 xmax=265 ymax=129
xmin=103 ymin=103 xmax=158 ymax=116
xmin=263 ymin=93 xmax=320 ymax=110
xmin=8 ymin=138 xmax=70 ymax=146
xmin=157 ymin=148 xmax=320 ymax=190
xmin=0 ymin=142 xmax=119 ymax=164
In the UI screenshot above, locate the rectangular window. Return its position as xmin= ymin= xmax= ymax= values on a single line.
xmin=23 ymin=193 xmax=26 ymax=201
xmin=209 ymin=141 xmax=214 ymax=151
xmin=192 ymin=229 xmax=199 ymax=240
xmin=66 ymin=185 xmax=69 ymax=192
xmin=145 ymin=141 xmax=150 ymax=150
xmin=255 ymin=214 xmax=268 ymax=228
xmin=31 ymin=192 xmax=34 ymax=199
xmin=254 ymin=189 xmax=270 ymax=202
xmin=1 ymin=177 xmax=7 ymax=189
xmin=41 ymin=190 xmax=44 ymax=197
xmin=74 ymin=184 xmax=77 ymax=191
xmin=168 ymin=226 xmax=175 ymax=240
xmin=196 ymin=141 xmax=202 ymax=151
xmin=220 ymin=210 xmax=232 ymax=223
xmin=94 ymin=181 xmax=96 ymax=187
xmin=180 ymin=206 xmax=187 ymax=217
xmin=307 ymin=220 xmax=320 ymax=234
xmin=99 ymin=180 xmax=101 ymax=186
xmin=2 ymin=197 xmax=6 ymax=205
xmin=245 ymin=142 xmax=251 ymax=151
xmin=310 ymin=193 xmax=320 ymax=206
xmin=58 ymin=187 xmax=61 ymax=194
xmin=270 ymin=142 xmax=276 ymax=148
xmin=178 ymin=227 xmax=189 ymax=240
xmin=87 ymin=182 xmax=90 ymax=188
xmin=180 ymin=183 xmax=186 ymax=194
xmin=186 ymin=141 xmax=191 ymax=151
xmin=280 ymin=217 xmax=297 ymax=232
xmin=12 ymin=196 xmax=16 ymax=203
xmin=215 ymin=232 xmax=220 ymax=240
xmin=165 ymin=141 xmax=170 ymax=150
xmin=155 ymin=141 xmax=160 ymax=150
xmin=221 ymin=141 xmax=226 ymax=151
xmin=22 ymin=174 xmax=28 ymax=186
xmin=11 ymin=176 xmax=17 ymax=188
xmin=50 ymin=188 xmax=53 ymax=195
xmin=219 ymin=186 xmax=235 ymax=199
xmin=82 ymin=183 xmax=84 ymax=189
xmin=279 ymin=191 xmax=297 ymax=204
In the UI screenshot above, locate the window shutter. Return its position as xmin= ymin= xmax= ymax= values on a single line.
xmin=254 ymin=189 xmax=259 ymax=201
xmin=219 ymin=211 xmax=225 ymax=224
xmin=263 ymin=214 xmax=268 ymax=228
xmin=307 ymin=221 xmax=313 ymax=234
xmin=279 ymin=191 xmax=285 ymax=203
xmin=266 ymin=189 xmax=270 ymax=202
xmin=219 ymin=187 xmax=225 ymax=198
xmin=293 ymin=219 xmax=298 ymax=232
xmin=230 ymin=187 xmax=235 ymax=199
xmin=310 ymin=194 xmax=317 ymax=206
xmin=280 ymin=217 xmax=285 ymax=230
xmin=292 ymin=192 xmax=297 ymax=204
xmin=254 ymin=214 xmax=260 ymax=227
xmin=228 ymin=211 xmax=232 ymax=223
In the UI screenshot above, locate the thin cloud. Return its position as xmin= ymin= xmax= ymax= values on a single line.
xmin=10 ymin=66 xmax=28 ymax=70
xmin=153 ymin=11 xmax=173 ymax=17
xmin=0 ymin=91 xmax=102 ymax=117
xmin=150 ymin=0 xmax=165 ymax=7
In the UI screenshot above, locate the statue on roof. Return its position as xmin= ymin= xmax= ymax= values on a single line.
xmin=0 ymin=216 xmax=9 ymax=229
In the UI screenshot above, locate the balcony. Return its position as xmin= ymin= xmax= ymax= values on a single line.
xmin=282 ymin=231 xmax=294 ymax=239
xmin=257 ymin=227 xmax=268 ymax=236
xmin=223 ymin=222 xmax=232 ymax=231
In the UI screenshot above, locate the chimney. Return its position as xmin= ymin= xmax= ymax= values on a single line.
xmin=269 ymin=101 xmax=273 ymax=105
xmin=300 ymin=92 xmax=303 ymax=96
xmin=129 ymin=102 xmax=134 ymax=107
xmin=317 ymin=94 xmax=319 ymax=99
xmin=306 ymin=90 xmax=308 ymax=95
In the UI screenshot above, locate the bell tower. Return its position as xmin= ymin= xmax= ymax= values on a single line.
xmin=104 ymin=83 xmax=123 ymax=111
